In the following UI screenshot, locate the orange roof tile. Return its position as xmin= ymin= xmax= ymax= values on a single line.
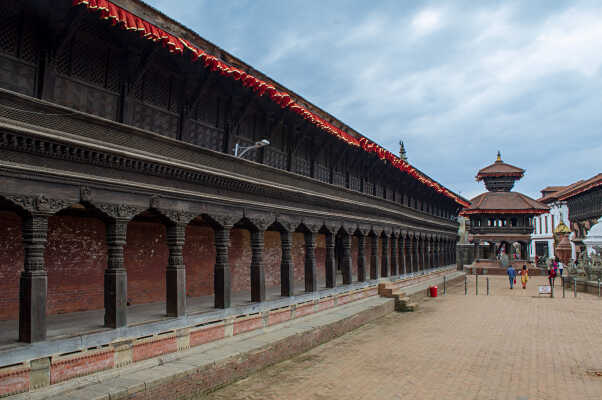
xmin=558 ymin=173 xmax=602 ymax=201
xmin=461 ymin=192 xmax=549 ymax=215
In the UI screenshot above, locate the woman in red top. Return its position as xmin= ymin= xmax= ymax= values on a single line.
xmin=548 ymin=261 xmax=557 ymax=288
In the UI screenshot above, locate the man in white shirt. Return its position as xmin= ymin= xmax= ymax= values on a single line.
xmin=558 ymin=259 xmax=564 ymax=277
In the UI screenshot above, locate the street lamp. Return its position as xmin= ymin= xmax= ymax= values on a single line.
xmin=233 ymin=139 xmax=270 ymax=158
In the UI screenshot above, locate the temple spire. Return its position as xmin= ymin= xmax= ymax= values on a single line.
xmin=496 ymin=150 xmax=502 ymax=162
xmin=399 ymin=140 xmax=407 ymax=162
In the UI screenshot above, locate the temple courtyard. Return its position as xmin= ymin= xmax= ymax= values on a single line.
xmin=201 ymin=276 xmax=602 ymax=400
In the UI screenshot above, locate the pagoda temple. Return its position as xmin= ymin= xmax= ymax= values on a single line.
xmin=460 ymin=152 xmax=549 ymax=272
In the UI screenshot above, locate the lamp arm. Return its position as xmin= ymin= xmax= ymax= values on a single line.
xmin=237 ymin=146 xmax=254 ymax=158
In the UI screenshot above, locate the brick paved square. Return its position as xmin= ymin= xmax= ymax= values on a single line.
xmin=201 ymin=276 xmax=602 ymax=400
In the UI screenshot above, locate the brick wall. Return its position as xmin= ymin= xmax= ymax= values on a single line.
xmin=124 ymin=221 xmax=168 ymax=305
xmin=0 ymin=215 xmax=332 ymax=321
xmin=183 ymin=224 xmax=215 ymax=297
xmin=0 ymin=211 xmax=22 ymax=320
xmin=46 ymin=215 xmax=106 ymax=315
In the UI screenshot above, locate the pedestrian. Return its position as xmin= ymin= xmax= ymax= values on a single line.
xmin=520 ymin=265 xmax=529 ymax=290
xmin=558 ymin=258 xmax=564 ymax=277
xmin=507 ymin=264 xmax=516 ymax=289
xmin=548 ymin=261 xmax=557 ymax=288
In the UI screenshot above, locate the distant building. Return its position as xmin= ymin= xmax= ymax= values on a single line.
xmin=530 ymin=174 xmax=602 ymax=260
xmin=560 ymin=174 xmax=602 ymax=256
xmin=530 ymin=184 xmax=581 ymax=260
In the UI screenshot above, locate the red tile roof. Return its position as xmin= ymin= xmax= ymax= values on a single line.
xmin=476 ymin=156 xmax=525 ymax=181
xmin=558 ymin=173 xmax=602 ymax=201
xmin=536 ymin=181 xmax=584 ymax=203
xmin=461 ymin=192 xmax=549 ymax=215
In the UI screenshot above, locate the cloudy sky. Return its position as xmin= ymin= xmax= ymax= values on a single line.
xmin=147 ymin=0 xmax=601 ymax=200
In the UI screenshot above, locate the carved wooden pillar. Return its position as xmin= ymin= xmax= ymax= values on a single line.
xmin=304 ymin=229 xmax=318 ymax=292
xmin=390 ymin=232 xmax=399 ymax=276
xmin=19 ymin=214 xmax=49 ymax=343
xmin=342 ymin=232 xmax=352 ymax=285
xmin=370 ymin=233 xmax=378 ymax=280
xmin=280 ymin=229 xmax=294 ymax=297
xmin=400 ymin=232 xmax=410 ymax=275
xmin=214 ymin=224 xmax=232 ymax=309
xmin=425 ymin=237 xmax=430 ymax=272
xmin=250 ymin=229 xmax=266 ymax=302
xmin=381 ymin=232 xmax=390 ymax=278
xmin=325 ymin=230 xmax=336 ymax=288
xmin=423 ymin=236 xmax=428 ymax=271
xmin=416 ymin=235 xmax=422 ymax=273
xmin=357 ymin=231 xmax=367 ymax=282
xmin=166 ymin=223 xmax=186 ymax=317
xmin=104 ymin=218 xmax=128 ymax=328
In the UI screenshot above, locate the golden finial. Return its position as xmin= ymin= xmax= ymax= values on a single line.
xmin=496 ymin=150 xmax=502 ymax=162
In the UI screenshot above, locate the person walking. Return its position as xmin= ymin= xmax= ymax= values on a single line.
xmin=558 ymin=258 xmax=564 ymax=277
xmin=548 ymin=261 xmax=557 ymax=288
xmin=507 ymin=265 xmax=516 ymax=289
xmin=520 ymin=265 xmax=529 ymax=290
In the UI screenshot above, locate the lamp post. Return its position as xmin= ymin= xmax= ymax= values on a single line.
xmin=234 ymin=139 xmax=270 ymax=158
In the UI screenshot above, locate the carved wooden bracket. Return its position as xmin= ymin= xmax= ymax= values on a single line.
xmin=371 ymin=226 xmax=384 ymax=236
xmin=94 ymin=202 xmax=145 ymax=220
xmin=5 ymin=194 xmax=72 ymax=215
xmin=160 ymin=209 xmax=198 ymax=225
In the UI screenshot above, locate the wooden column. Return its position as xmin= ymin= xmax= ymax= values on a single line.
xmin=250 ymin=229 xmax=266 ymax=302
xmin=370 ymin=233 xmax=378 ymax=280
xmin=427 ymin=237 xmax=433 ymax=270
xmin=416 ymin=236 xmax=423 ymax=273
xmin=408 ymin=235 xmax=415 ymax=274
xmin=280 ymin=230 xmax=294 ymax=296
xmin=214 ymin=224 xmax=232 ymax=309
xmin=357 ymin=231 xmax=367 ymax=282
xmin=325 ymin=230 xmax=336 ymax=288
xmin=104 ymin=219 xmax=128 ymax=328
xmin=19 ymin=214 xmax=49 ymax=343
xmin=381 ymin=232 xmax=390 ymax=277
xmin=342 ymin=232 xmax=352 ymax=285
xmin=421 ymin=236 xmax=427 ymax=273
xmin=390 ymin=233 xmax=399 ymax=276
xmin=401 ymin=234 xmax=408 ymax=275
xmin=304 ymin=230 xmax=318 ymax=292
xmin=166 ymin=223 xmax=186 ymax=317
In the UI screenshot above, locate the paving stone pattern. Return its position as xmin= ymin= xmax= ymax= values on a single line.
xmin=202 ymin=276 xmax=602 ymax=400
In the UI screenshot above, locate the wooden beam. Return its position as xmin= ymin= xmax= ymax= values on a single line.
xmin=229 ymin=93 xmax=255 ymax=134
xmin=128 ymin=44 xmax=160 ymax=90
xmin=290 ymin=121 xmax=311 ymax=156
xmin=184 ymin=72 xmax=215 ymax=118
xmin=53 ymin=6 xmax=85 ymax=57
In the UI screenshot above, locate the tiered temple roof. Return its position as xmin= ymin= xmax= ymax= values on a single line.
xmin=462 ymin=152 xmax=548 ymax=215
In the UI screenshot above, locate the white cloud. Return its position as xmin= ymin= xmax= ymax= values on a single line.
xmin=411 ymin=8 xmax=444 ymax=36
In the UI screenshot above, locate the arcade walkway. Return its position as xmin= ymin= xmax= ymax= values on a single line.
xmin=204 ymin=276 xmax=602 ymax=400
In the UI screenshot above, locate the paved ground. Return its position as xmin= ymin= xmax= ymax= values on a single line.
xmin=200 ymin=276 xmax=602 ymax=400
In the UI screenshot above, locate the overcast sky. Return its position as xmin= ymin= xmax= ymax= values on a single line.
xmin=146 ymin=0 xmax=601 ymax=200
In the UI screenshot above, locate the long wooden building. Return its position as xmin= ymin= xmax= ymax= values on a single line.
xmin=0 ymin=0 xmax=467 ymax=395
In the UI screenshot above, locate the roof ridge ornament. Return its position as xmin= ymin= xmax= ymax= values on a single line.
xmin=496 ymin=150 xmax=502 ymax=162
